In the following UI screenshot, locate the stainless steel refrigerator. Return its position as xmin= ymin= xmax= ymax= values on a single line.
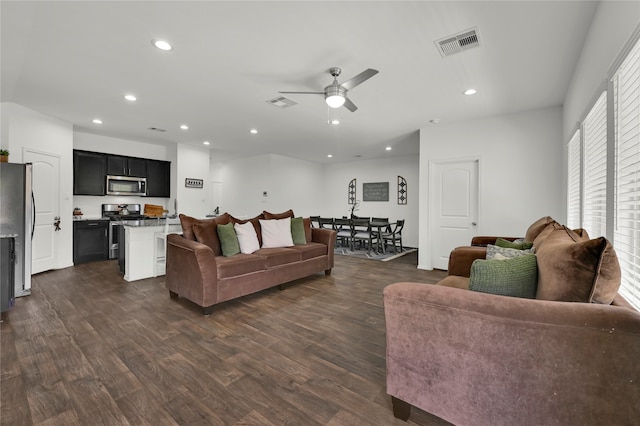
xmin=0 ymin=162 xmax=33 ymax=298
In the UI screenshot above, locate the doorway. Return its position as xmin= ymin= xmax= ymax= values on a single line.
xmin=429 ymin=158 xmax=479 ymax=270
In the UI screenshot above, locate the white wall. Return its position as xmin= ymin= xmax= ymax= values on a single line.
xmin=73 ymin=132 xmax=177 ymax=218
xmin=218 ymin=153 xmax=324 ymax=219
xmin=1 ymin=102 xmax=75 ymax=268
xmin=323 ymin=155 xmax=420 ymax=247
xmin=418 ymin=106 xmax=563 ymax=269
xmin=176 ymin=144 xmax=211 ymax=218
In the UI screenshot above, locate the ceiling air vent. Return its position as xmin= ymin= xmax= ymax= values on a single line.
xmin=147 ymin=127 xmax=167 ymax=133
xmin=435 ymin=27 xmax=480 ymax=58
xmin=266 ymin=96 xmax=298 ymax=108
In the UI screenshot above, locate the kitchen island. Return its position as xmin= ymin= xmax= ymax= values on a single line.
xmin=121 ymin=218 xmax=181 ymax=282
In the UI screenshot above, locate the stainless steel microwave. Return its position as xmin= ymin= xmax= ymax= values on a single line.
xmin=106 ymin=175 xmax=147 ymax=196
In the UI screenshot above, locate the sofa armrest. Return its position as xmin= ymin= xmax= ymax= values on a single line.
xmin=166 ymin=233 xmax=219 ymax=307
xmin=311 ymin=227 xmax=337 ymax=268
xmin=384 ymin=283 xmax=640 ymax=426
xmin=470 ymin=236 xmax=520 ymax=246
xmin=447 ymin=246 xmax=487 ymax=277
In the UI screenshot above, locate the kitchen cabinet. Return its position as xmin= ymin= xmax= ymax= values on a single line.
xmin=73 ymin=220 xmax=109 ymax=264
xmin=107 ymin=155 xmax=147 ymax=177
xmin=73 ymin=150 xmax=106 ymax=195
xmin=146 ymin=160 xmax=171 ymax=198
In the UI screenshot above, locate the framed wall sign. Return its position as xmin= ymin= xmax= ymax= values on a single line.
xmin=185 ymin=178 xmax=203 ymax=188
xmin=363 ymin=182 xmax=389 ymax=201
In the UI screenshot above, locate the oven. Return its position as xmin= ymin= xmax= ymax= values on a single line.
xmin=102 ymin=203 xmax=147 ymax=259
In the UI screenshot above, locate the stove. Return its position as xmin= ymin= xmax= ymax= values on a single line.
xmin=102 ymin=204 xmax=148 ymax=259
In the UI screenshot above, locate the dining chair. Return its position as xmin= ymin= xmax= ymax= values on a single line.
xmin=318 ymin=217 xmax=334 ymax=229
xmin=350 ymin=218 xmax=378 ymax=253
xmin=333 ymin=218 xmax=352 ymax=248
xmin=310 ymin=216 xmax=320 ymax=228
xmin=381 ymin=219 xmax=405 ymax=253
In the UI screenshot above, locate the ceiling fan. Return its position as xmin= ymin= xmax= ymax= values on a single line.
xmin=279 ymin=67 xmax=379 ymax=112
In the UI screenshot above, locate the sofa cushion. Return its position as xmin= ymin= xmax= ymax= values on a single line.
xmin=532 ymin=221 xmax=562 ymax=250
xmin=487 ymin=244 xmax=533 ymax=260
xmin=535 ymin=227 xmax=621 ymax=304
xmin=303 ymin=217 xmax=312 ymax=243
xmin=254 ymin=247 xmax=301 ymax=267
xmin=260 ymin=218 xmax=294 ymax=248
xmin=234 ymin=221 xmax=260 ymax=254
xmin=291 ymin=217 xmax=307 ymax=244
xmin=216 ymin=254 xmax=266 ymax=279
xmin=216 ymin=222 xmax=241 ymax=257
xmin=525 ymin=216 xmax=556 ymax=242
xmin=289 ymin=242 xmax=327 ymax=261
xmin=495 ymin=238 xmax=533 ymax=250
xmin=263 ymin=209 xmax=295 ymax=220
xmin=179 ymin=212 xmax=230 ymax=242
xmin=437 ymin=275 xmax=470 ymax=290
xmin=192 ymin=221 xmax=222 ymax=256
xmin=469 ymin=254 xmax=538 ymax=299
xmin=230 ymin=214 xmax=264 ymax=246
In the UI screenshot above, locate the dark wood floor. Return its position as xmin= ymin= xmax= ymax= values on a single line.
xmin=1 ymin=252 xmax=451 ymax=426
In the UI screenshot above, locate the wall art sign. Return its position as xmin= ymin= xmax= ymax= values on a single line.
xmin=185 ymin=178 xmax=203 ymax=188
xmin=363 ymin=182 xmax=389 ymax=202
xmin=397 ymin=175 xmax=407 ymax=205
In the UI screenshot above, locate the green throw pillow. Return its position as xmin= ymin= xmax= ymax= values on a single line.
xmin=216 ymin=222 xmax=240 ymax=257
xmin=495 ymin=238 xmax=534 ymax=250
xmin=469 ymin=254 xmax=538 ymax=299
xmin=290 ymin=217 xmax=307 ymax=245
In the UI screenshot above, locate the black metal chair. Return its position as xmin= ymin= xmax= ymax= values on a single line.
xmin=310 ymin=216 xmax=320 ymax=228
xmin=381 ymin=219 xmax=405 ymax=253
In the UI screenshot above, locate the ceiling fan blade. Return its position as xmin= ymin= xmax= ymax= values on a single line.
xmin=343 ymin=97 xmax=358 ymax=112
xmin=340 ymin=69 xmax=379 ymax=91
xmin=278 ymin=91 xmax=325 ymax=95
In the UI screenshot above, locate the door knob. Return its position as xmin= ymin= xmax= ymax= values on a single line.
xmin=471 ymin=222 xmax=477 ymax=226
xmin=54 ymin=216 xmax=61 ymax=231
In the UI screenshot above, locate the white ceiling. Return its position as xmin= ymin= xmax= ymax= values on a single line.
xmin=1 ymin=1 xmax=598 ymax=163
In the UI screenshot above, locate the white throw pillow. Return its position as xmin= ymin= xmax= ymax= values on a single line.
xmin=259 ymin=218 xmax=294 ymax=248
xmin=234 ymin=221 xmax=260 ymax=254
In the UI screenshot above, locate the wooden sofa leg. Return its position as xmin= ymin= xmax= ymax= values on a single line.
xmin=203 ymin=305 xmax=215 ymax=316
xmin=391 ymin=396 xmax=411 ymax=421
xmin=325 ymin=269 xmax=332 ymax=276
xmin=169 ymin=290 xmax=178 ymax=298
xmin=278 ymin=284 xmax=285 ymax=291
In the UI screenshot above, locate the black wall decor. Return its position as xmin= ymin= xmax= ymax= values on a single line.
xmin=363 ymin=182 xmax=389 ymax=201
xmin=398 ymin=175 xmax=407 ymax=204
xmin=348 ymin=178 xmax=357 ymax=204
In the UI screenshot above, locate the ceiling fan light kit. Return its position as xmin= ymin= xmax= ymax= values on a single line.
xmin=279 ymin=66 xmax=378 ymax=113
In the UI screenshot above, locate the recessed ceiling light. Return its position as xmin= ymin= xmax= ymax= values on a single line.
xmin=152 ymin=39 xmax=172 ymax=51
xmin=463 ymin=89 xmax=477 ymax=95
xmin=250 ymin=129 xmax=258 ymax=134
xmin=385 ymin=146 xmax=392 ymax=151
xmin=329 ymin=119 xmax=340 ymax=125
xmin=180 ymin=124 xmax=189 ymax=130
xmin=430 ymin=119 xmax=440 ymax=124
xmin=203 ymin=141 xmax=210 ymax=146
xmin=327 ymin=154 xmax=333 ymax=158
xmin=92 ymin=118 xmax=103 ymax=124
xmin=124 ymin=94 xmax=137 ymax=101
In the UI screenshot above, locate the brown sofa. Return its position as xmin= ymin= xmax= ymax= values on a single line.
xmin=166 ymin=210 xmax=336 ymax=315
xmin=384 ymin=217 xmax=640 ymax=425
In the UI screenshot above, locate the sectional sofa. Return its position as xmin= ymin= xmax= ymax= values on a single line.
xmin=384 ymin=217 xmax=640 ymax=425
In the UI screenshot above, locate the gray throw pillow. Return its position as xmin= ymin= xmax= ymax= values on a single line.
xmin=469 ymin=254 xmax=538 ymax=299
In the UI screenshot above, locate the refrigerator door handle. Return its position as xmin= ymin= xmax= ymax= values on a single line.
xmin=31 ymin=192 xmax=36 ymax=241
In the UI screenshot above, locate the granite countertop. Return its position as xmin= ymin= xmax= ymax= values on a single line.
xmin=123 ymin=218 xmax=181 ymax=227
xmin=72 ymin=216 xmax=107 ymax=221
xmin=0 ymin=233 xmax=19 ymax=238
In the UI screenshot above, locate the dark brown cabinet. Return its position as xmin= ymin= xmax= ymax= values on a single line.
xmin=73 ymin=220 xmax=109 ymax=264
xmin=73 ymin=150 xmax=106 ymax=195
xmin=146 ymin=160 xmax=171 ymax=198
xmin=107 ymin=155 xmax=147 ymax=177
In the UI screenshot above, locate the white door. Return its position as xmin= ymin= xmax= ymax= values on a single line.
xmin=430 ymin=159 xmax=479 ymax=270
xmin=24 ymin=149 xmax=60 ymax=274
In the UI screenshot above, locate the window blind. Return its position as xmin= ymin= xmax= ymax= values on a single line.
xmin=582 ymin=91 xmax=608 ymax=238
xmin=567 ymin=130 xmax=581 ymax=229
xmin=613 ymin=37 xmax=640 ymax=310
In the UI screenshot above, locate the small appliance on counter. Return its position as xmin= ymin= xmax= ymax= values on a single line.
xmin=73 ymin=207 xmax=83 ymax=218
